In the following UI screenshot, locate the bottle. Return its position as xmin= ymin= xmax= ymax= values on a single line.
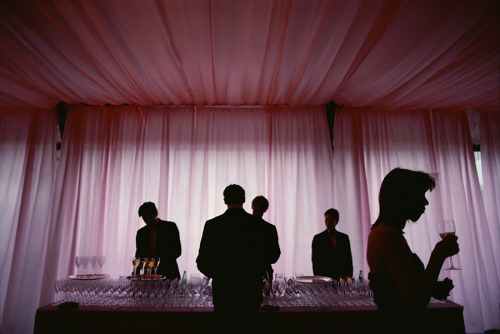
xmin=179 ymin=270 xmax=188 ymax=296
xmin=358 ymin=270 xmax=364 ymax=281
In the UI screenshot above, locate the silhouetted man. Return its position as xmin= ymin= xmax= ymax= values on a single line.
xmin=197 ymin=185 xmax=280 ymax=333
xmin=135 ymin=202 xmax=181 ymax=279
xmin=312 ymin=208 xmax=353 ymax=280
xmin=252 ymin=195 xmax=280 ymax=282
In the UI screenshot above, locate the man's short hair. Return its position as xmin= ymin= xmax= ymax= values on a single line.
xmin=324 ymin=208 xmax=339 ymax=222
xmin=138 ymin=202 xmax=158 ymax=217
xmin=223 ymin=184 xmax=246 ymax=205
xmin=252 ymin=196 xmax=269 ymax=212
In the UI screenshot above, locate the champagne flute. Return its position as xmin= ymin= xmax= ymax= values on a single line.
xmin=140 ymin=258 xmax=147 ymax=276
xmin=437 ymin=220 xmax=460 ymax=270
xmin=154 ymin=258 xmax=161 ymax=276
xmin=147 ymin=258 xmax=155 ymax=278
xmin=132 ymin=257 xmax=140 ymax=278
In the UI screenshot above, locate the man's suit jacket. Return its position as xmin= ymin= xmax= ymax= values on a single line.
xmin=135 ymin=219 xmax=181 ymax=279
xmin=312 ymin=229 xmax=353 ymax=280
xmin=196 ymin=207 xmax=281 ymax=307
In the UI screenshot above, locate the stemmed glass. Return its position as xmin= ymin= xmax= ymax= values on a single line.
xmin=140 ymin=258 xmax=147 ymax=276
xmin=132 ymin=258 xmax=140 ymax=278
xmin=437 ymin=220 xmax=460 ymax=270
xmin=75 ymin=256 xmax=82 ymax=275
xmin=89 ymin=256 xmax=97 ymax=276
xmin=154 ymin=258 xmax=161 ymax=276
xmin=146 ymin=258 xmax=155 ymax=278
xmin=97 ymin=256 xmax=105 ymax=274
xmin=82 ymin=256 xmax=90 ymax=275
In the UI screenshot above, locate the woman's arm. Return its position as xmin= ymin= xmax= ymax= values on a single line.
xmin=373 ymin=227 xmax=458 ymax=310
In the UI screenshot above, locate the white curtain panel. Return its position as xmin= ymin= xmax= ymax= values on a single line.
xmin=0 ymin=108 xmax=57 ymax=334
xmin=480 ymin=111 xmax=500 ymax=280
xmin=332 ymin=107 xmax=500 ymax=333
xmin=39 ymin=105 xmax=335 ymax=305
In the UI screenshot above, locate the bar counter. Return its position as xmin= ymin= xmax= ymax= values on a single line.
xmin=34 ymin=276 xmax=465 ymax=333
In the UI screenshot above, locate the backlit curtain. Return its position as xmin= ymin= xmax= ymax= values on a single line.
xmin=480 ymin=111 xmax=500 ymax=279
xmin=39 ymin=105 xmax=335 ymax=306
xmin=332 ymin=107 xmax=500 ymax=333
xmin=0 ymin=108 xmax=57 ymax=334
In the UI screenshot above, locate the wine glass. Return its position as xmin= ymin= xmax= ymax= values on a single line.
xmin=154 ymin=258 xmax=161 ymax=276
xmin=140 ymin=258 xmax=147 ymax=276
xmin=80 ymin=256 xmax=89 ymax=276
xmin=132 ymin=257 xmax=140 ymax=278
xmin=189 ymin=274 xmax=202 ymax=296
xmin=97 ymin=256 xmax=105 ymax=274
xmin=147 ymin=258 xmax=155 ymax=278
xmin=75 ymin=256 xmax=82 ymax=275
xmin=89 ymin=256 xmax=97 ymax=276
xmin=437 ymin=220 xmax=460 ymax=270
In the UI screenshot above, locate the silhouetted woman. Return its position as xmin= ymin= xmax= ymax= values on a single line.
xmin=367 ymin=168 xmax=459 ymax=333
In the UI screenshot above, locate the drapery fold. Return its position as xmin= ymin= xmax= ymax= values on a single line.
xmin=0 ymin=108 xmax=57 ymax=334
xmin=38 ymin=105 xmax=335 ymax=309
xmin=332 ymin=107 xmax=500 ymax=333
xmin=480 ymin=111 xmax=500 ymax=280
xmin=1 ymin=105 xmax=499 ymax=334
xmin=0 ymin=0 xmax=499 ymax=110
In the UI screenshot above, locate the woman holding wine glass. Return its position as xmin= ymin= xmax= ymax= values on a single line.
xmin=367 ymin=168 xmax=460 ymax=333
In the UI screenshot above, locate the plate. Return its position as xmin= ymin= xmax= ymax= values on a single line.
xmin=128 ymin=274 xmax=164 ymax=281
xmin=68 ymin=274 xmax=110 ymax=280
xmin=294 ymin=275 xmax=332 ymax=284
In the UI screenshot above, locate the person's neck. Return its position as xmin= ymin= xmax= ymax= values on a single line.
xmin=227 ymin=203 xmax=243 ymax=209
xmin=382 ymin=220 xmax=406 ymax=231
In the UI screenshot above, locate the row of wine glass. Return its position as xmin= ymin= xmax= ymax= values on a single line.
xmin=132 ymin=257 xmax=161 ymax=277
xmin=55 ymin=274 xmax=372 ymax=305
xmin=75 ymin=256 xmax=105 ymax=275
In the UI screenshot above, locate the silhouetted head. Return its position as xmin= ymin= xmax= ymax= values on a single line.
xmin=223 ymin=184 xmax=245 ymax=206
xmin=252 ymin=196 xmax=269 ymax=218
xmin=138 ymin=202 xmax=159 ymax=226
xmin=324 ymin=208 xmax=339 ymax=233
xmin=374 ymin=168 xmax=436 ymax=230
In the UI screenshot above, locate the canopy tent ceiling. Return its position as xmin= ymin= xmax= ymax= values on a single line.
xmin=0 ymin=0 xmax=499 ymax=111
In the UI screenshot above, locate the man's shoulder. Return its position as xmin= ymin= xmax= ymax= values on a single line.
xmin=258 ymin=217 xmax=277 ymax=230
xmin=337 ymin=230 xmax=349 ymax=237
xmin=158 ymin=219 xmax=178 ymax=230
xmin=159 ymin=219 xmax=175 ymax=224
xmin=137 ymin=225 xmax=148 ymax=233
xmin=313 ymin=229 xmax=329 ymax=238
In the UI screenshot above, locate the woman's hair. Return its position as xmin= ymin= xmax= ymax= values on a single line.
xmin=373 ymin=168 xmax=436 ymax=229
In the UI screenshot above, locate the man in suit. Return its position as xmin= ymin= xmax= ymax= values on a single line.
xmin=197 ymin=185 xmax=281 ymax=333
xmin=312 ymin=208 xmax=353 ymax=280
xmin=251 ymin=195 xmax=280 ymax=283
xmin=135 ymin=202 xmax=181 ymax=279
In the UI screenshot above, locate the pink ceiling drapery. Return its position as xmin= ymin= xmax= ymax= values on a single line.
xmin=0 ymin=0 xmax=498 ymax=110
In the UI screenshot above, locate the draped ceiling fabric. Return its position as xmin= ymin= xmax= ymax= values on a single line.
xmin=0 ymin=0 xmax=498 ymax=110
xmin=1 ymin=1 xmax=500 ymax=334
